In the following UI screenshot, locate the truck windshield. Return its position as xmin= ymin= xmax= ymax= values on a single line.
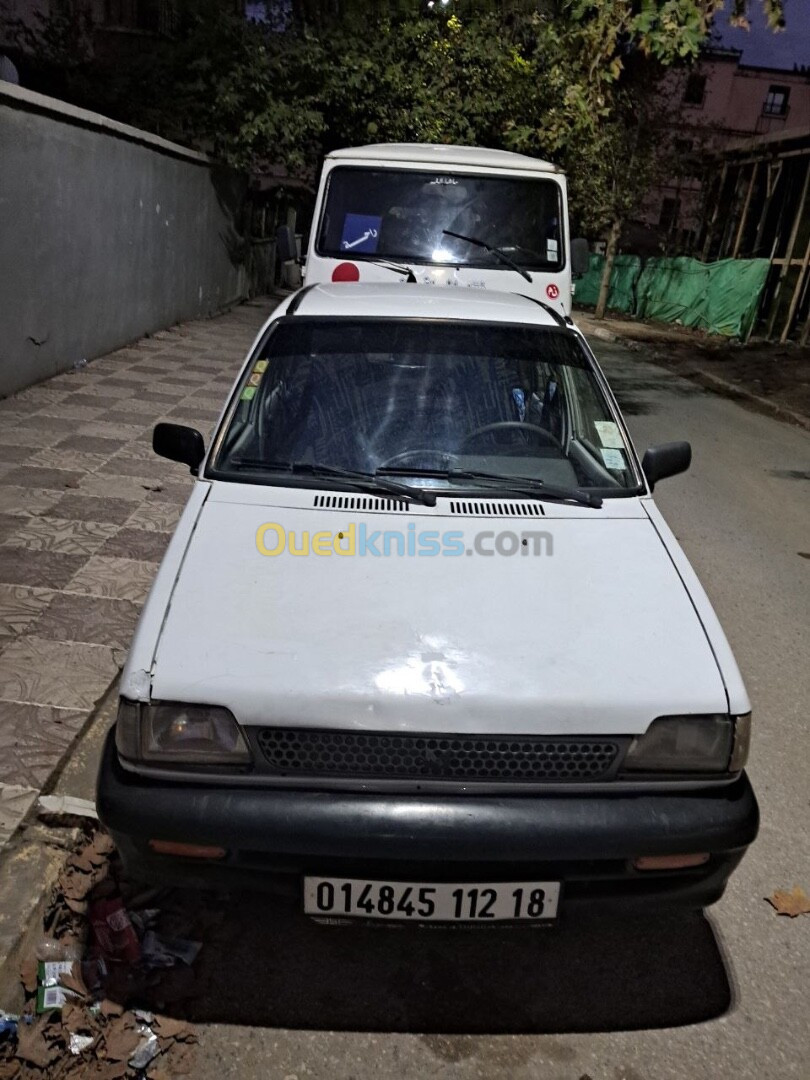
xmin=210 ymin=319 xmax=638 ymax=495
xmin=317 ymin=167 xmax=564 ymax=271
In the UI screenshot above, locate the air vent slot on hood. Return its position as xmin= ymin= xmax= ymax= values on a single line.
xmin=449 ymin=500 xmax=544 ymax=517
xmin=313 ymin=494 xmax=410 ymax=512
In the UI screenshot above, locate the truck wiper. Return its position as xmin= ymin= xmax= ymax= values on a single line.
xmin=442 ymin=230 xmax=533 ymax=283
xmin=230 ymin=458 xmax=436 ymax=506
xmin=444 ymin=469 xmax=601 ymax=508
xmin=363 ymin=259 xmax=417 ymax=283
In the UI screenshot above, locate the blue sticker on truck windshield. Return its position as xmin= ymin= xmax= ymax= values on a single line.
xmin=341 ymin=214 xmax=382 ymax=253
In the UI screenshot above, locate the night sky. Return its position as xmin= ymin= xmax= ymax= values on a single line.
xmin=714 ymin=0 xmax=810 ymax=69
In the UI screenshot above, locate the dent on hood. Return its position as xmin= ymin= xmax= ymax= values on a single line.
xmin=373 ymin=637 xmax=466 ymax=704
xmin=120 ymin=666 xmax=151 ymax=702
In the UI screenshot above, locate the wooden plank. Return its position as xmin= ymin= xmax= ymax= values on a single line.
xmin=732 ymin=163 xmax=758 ymax=258
xmin=766 ymin=165 xmax=810 ymax=337
xmin=731 ymin=148 xmax=810 ymax=166
xmin=701 ymin=163 xmax=728 ymax=261
xmin=719 ymin=166 xmax=747 ymax=259
xmin=780 ymin=233 xmax=810 ymax=343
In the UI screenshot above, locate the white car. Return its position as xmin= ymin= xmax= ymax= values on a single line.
xmin=98 ymin=284 xmax=758 ymax=922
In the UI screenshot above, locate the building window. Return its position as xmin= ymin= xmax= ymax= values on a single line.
xmin=683 ymin=73 xmax=707 ymax=106
xmin=763 ymin=86 xmax=790 ymax=117
xmin=659 ymin=197 xmax=680 ymax=231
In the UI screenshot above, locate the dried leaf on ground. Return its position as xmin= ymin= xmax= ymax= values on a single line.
xmin=99 ymin=999 xmax=124 ymax=1019
xmin=15 ymin=1018 xmax=62 ymax=1069
xmin=152 ymin=1014 xmax=196 ymax=1041
xmin=82 ymin=1062 xmax=129 ymax=1080
xmin=20 ymin=956 xmax=38 ymax=995
xmin=59 ymin=868 xmax=96 ymax=904
xmin=60 ymin=1001 xmax=101 ymax=1038
xmin=101 ymin=1015 xmax=142 ymax=1062
xmin=766 ymin=885 xmax=810 ymax=917
xmin=59 ymin=963 xmax=89 ymax=1000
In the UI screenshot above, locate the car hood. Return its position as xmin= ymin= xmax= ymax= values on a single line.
xmin=149 ymin=488 xmax=728 ymax=736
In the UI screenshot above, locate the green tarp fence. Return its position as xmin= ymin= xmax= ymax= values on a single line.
xmin=636 ymin=257 xmax=770 ymax=338
xmin=575 ymin=254 xmax=770 ymax=338
xmin=574 ymin=254 xmax=641 ymax=313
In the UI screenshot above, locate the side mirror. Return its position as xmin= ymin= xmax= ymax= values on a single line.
xmin=276 ymin=224 xmax=297 ymax=263
xmin=153 ymin=423 xmax=205 ymax=475
xmin=641 ymin=441 xmax=691 ymax=491
xmin=570 ymin=237 xmax=590 ymax=277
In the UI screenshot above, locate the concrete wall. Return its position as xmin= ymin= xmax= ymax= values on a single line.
xmin=0 ymin=83 xmax=248 ymax=398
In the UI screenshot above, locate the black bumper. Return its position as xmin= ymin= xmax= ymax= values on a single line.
xmin=97 ymin=729 xmax=758 ymax=908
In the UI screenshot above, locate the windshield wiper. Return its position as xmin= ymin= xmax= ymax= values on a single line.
xmin=440 ymin=468 xmax=602 ymax=508
xmin=229 ymin=458 xmax=436 ymax=506
xmin=362 ymin=258 xmax=417 ymax=283
xmin=442 ymin=229 xmax=533 ymax=284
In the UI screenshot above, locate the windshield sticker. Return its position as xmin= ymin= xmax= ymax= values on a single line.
xmin=341 ymin=214 xmax=381 ymax=253
xmin=594 ymin=421 xmax=623 ymax=449
xmin=601 ymin=448 xmax=625 ymax=470
xmin=430 ymin=177 xmax=459 ymax=185
xmin=240 ymin=385 xmax=257 ymax=401
xmin=247 ymin=372 xmax=262 ymax=387
xmin=547 ymin=239 xmax=558 ymax=257
xmin=252 ymin=359 xmax=269 ymax=374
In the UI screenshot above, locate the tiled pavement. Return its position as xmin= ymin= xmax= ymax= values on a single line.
xmin=0 ymin=296 xmax=280 ymax=845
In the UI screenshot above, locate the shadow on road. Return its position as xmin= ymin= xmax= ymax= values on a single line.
xmin=167 ymin=892 xmax=731 ymax=1034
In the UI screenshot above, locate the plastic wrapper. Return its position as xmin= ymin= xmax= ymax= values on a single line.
xmin=89 ymin=897 xmax=141 ymax=964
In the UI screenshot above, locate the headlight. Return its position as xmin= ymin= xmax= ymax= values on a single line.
xmin=116 ymin=701 xmax=252 ymax=766
xmin=621 ymin=714 xmax=750 ymax=774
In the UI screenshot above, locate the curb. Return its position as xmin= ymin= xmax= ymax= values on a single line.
xmin=580 ymin=319 xmax=810 ymax=432
xmin=0 ymin=681 xmax=119 ymax=1010
xmin=674 ymin=366 xmax=810 ymax=432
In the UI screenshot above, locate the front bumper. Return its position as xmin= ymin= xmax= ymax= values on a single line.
xmin=97 ymin=729 xmax=758 ymax=909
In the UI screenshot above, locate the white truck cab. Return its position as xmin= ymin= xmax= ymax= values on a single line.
xmin=298 ymin=143 xmax=588 ymax=316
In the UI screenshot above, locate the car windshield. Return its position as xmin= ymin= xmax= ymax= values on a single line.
xmin=210 ymin=319 xmax=638 ymax=494
xmin=317 ymin=167 xmax=563 ymax=270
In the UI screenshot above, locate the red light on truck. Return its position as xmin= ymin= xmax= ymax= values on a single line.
xmin=332 ymin=262 xmax=360 ymax=282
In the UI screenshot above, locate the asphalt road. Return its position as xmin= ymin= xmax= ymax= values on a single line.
xmin=184 ymin=339 xmax=809 ymax=1080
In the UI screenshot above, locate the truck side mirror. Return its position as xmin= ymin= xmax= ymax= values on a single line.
xmin=571 ymin=238 xmax=590 ymax=277
xmin=276 ymin=225 xmax=297 ymax=263
xmin=641 ymin=441 xmax=691 ymax=491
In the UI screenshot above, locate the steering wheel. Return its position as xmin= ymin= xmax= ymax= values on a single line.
xmin=459 ymin=421 xmax=563 ymax=452
xmin=377 ymin=448 xmax=460 ymax=470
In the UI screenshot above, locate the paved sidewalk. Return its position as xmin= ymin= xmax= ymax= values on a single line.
xmin=0 ymin=297 xmax=279 ymax=845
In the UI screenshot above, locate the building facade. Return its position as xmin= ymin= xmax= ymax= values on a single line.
xmin=639 ymin=49 xmax=810 ymax=253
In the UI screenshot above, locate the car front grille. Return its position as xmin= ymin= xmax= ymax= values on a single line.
xmin=255 ymin=729 xmax=623 ymax=783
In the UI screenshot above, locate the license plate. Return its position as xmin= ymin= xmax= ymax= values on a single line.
xmin=303 ymin=877 xmax=560 ymax=922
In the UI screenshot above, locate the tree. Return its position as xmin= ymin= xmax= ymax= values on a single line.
xmin=6 ymin=0 xmax=784 ymax=220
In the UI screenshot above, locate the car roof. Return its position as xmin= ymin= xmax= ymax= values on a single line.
xmin=280 ymin=284 xmax=567 ymax=328
xmin=325 ymin=143 xmax=559 ymax=174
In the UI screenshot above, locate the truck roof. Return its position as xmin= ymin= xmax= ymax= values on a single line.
xmin=281 ymin=283 xmax=566 ymax=327
xmin=324 ymin=143 xmax=560 ymax=175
